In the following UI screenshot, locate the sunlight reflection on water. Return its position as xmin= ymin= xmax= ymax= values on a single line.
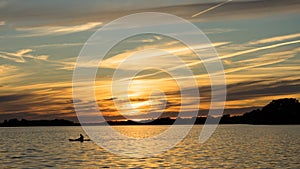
xmin=0 ymin=125 xmax=299 ymax=168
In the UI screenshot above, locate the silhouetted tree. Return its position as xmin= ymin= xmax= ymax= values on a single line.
xmin=243 ymin=98 xmax=300 ymax=124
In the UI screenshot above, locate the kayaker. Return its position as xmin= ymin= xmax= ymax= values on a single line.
xmin=79 ymin=134 xmax=84 ymax=142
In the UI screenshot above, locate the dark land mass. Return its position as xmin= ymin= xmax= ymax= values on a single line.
xmin=1 ymin=98 xmax=299 ymax=127
xmin=0 ymin=119 xmax=80 ymax=127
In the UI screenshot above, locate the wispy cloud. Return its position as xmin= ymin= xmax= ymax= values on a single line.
xmin=203 ymin=28 xmax=237 ymax=34
xmin=0 ymin=64 xmax=29 ymax=84
xmin=16 ymin=22 xmax=102 ymax=37
xmin=0 ymin=49 xmax=49 ymax=63
xmin=224 ymin=50 xmax=297 ymax=75
xmin=0 ymin=64 xmax=17 ymax=74
xmin=260 ymin=47 xmax=300 ymax=58
xmin=98 ymin=41 xmax=231 ymax=70
xmin=0 ymin=89 xmax=76 ymax=121
xmin=220 ymin=40 xmax=300 ymax=60
xmin=32 ymin=43 xmax=83 ymax=49
xmin=249 ymin=33 xmax=300 ymax=45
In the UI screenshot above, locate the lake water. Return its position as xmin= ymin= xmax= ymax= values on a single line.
xmin=0 ymin=125 xmax=299 ymax=168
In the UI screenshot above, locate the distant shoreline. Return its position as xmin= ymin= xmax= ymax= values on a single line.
xmin=1 ymin=116 xmax=299 ymax=127
xmin=1 ymin=124 xmax=300 ymax=127
xmin=1 ymin=98 xmax=299 ymax=127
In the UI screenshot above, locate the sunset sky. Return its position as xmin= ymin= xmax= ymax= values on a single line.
xmin=0 ymin=0 xmax=299 ymax=122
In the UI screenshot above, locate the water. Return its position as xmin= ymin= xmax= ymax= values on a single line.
xmin=0 ymin=125 xmax=299 ymax=168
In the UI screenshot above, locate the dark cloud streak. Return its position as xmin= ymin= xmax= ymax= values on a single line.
xmin=1 ymin=0 xmax=299 ymax=28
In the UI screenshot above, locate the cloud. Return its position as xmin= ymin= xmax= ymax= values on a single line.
xmin=178 ymin=78 xmax=300 ymax=113
xmin=221 ymin=40 xmax=300 ymax=60
xmin=32 ymin=43 xmax=83 ymax=49
xmin=0 ymin=64 xmax=17 ymax=74
xmin=225 ymin=79 xmax=300 ymax=104
xmin=16 ymin=22 xmax=102 ymax=37
xmin=0 ymin=49 xmax=28 ymax=62
xmin=224 ymin=53 xmax=295 ymax=75
xmin=203 ymin=28 xmax=237 ymax=34
xmin=260 ymin=47 xmax=300 ymax=58
xmin=0 ymin=21 xmax=5 ymax=25
xmin=0 ymin=49 xmax=49 ymax=63
xmin=249 ymin=33 xmax=300 ymax=45
xmin=0 ymin=80 xmax=77 ymax=121
xmin=98 ymin=41 xmax=230 ymax=70
xmin=0 ymin=64 xmax=29 ymax=84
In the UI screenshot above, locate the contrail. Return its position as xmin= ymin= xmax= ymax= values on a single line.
xmin=191 ymin=0 xmax=232 ymax=18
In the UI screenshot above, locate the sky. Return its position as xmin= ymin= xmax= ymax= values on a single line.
xmin=0 ymin=0 xmax=299 ymax=122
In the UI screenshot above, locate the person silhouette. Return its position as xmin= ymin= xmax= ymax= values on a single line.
xmin=78 ymin=134 xmax=84 ymax=142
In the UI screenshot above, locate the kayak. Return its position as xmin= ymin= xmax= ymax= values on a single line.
xmin=68 ymin=138 xmax=91 ymax=142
